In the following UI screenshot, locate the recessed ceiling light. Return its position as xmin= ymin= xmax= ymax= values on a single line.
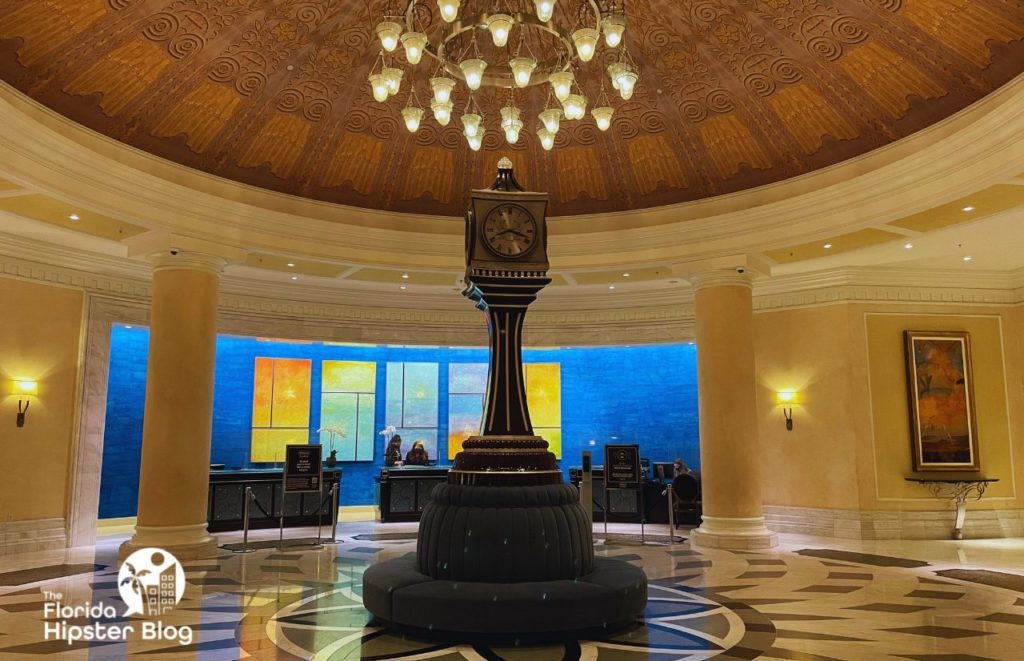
xmin=962 ymin=206 xmax=975 ymax=212
xmin=622 ymin=272 xmax=630 ymax=277
xmin=400 ymin=285 xmax=407 ymax=290
xmin=823 ymin=243 xmax=833 ymax=249
xmin=904 ymin=242 xmax=914 ymax=250
xmin=125 ymin=325 xmax=133 ymax=329
xmin=290 ymin=275 xmax=299 ymax=280
xmin=608 ymin=285 xmax=616 ymax=290
xmin=402 ymin=273 xmax=409 ymax=279
xmin=963 ymin=255 xmax=972 ymax=262
xmin=287 ymin=262 xmax=295 ymax=267
xmin=68 ymin=213 xmax=80 ymax=221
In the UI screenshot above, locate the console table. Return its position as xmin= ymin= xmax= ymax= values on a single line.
xmin=905 ymin=477 xmax=998 ymax=540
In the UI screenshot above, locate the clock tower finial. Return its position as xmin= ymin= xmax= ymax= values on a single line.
xmin=491 ymin=156 xmax=524 ymax=192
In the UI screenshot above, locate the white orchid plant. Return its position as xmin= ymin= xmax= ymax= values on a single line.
xmin=316 ymin=426 xmax=346 ymax=453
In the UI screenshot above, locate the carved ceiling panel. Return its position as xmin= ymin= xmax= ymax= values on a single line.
xmin=0 ymin=0 xmax=1020 ymax=217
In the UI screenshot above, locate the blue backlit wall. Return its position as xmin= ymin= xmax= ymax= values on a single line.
xmin=100 ymin=328 xmax=699 ymax=518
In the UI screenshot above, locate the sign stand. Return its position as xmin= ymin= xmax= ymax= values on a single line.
xmin=604 ymin=444 xmax=641 ymax=545
xmin=280 ymin=445 xmax=325 ymax=550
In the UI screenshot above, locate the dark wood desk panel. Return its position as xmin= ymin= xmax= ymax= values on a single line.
xmin=377 ymin=466 xmax=450 ymax=522
xmin=207 ymin=468 xmax=341 ymax=532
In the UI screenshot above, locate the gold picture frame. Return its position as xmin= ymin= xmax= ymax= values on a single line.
xmin=904 ymin=330 xmax=980 ymax=472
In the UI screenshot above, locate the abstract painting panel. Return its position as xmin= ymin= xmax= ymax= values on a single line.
xmin=904 ymin=331 xmax=979 ymax=471
xmin=320 ymin=361 xmax=376 ymax=462
xmin=251 ymin=357 xmax=312 ymax=462
xmin=386 ymin=362 xmax=439 ymax=460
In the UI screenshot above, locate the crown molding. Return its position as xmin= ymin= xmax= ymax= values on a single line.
xmin=1 ymin=76 xmax=1023 ymax=271
xmin=2 ymin=241 xmax=1021 ymax=347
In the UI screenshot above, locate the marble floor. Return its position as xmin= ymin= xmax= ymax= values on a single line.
xmin=2 ymin=521 xmax=1024 ymax=659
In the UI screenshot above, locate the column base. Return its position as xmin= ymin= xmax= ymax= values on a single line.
xmin=690 ymin=515 xmax=778 ymax=550
xmin=119 ymin=522 xmax=218 ymax=561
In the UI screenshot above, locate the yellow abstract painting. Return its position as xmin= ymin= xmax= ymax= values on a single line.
xmin=251 ymin=357 xmax=312 ymax=462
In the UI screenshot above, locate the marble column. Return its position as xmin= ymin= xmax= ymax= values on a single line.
xmin=690 ymin=270 xmax=778 ymax=550
xmin=120 ymin=251 xmax=225 ymax=560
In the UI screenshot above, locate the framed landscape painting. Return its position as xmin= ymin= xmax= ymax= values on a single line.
xmin=904 ymin=331 xmax=980 ymax=471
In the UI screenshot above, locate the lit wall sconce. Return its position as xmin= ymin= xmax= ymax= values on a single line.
xmin=13 ymin=379 xmax=38 ymax=428
xmin=776 ymin=390 xmax=798 ymax=431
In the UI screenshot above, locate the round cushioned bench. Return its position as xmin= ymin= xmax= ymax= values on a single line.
xmin=362 ymin=553 xmax=648 ymax=634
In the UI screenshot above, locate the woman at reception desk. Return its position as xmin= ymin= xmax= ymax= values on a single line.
xmin=376 ymin=442 xmax=447 ymax=521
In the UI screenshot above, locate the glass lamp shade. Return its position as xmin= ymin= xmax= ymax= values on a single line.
xmin=431 ymin=100 xmax=454 ymax=126
xmin=601 ymin=15 xmax=627 ymax=48
xmin=592 ymin=105 xmax=614 ymax=131
xmin=400 ymin=31 xmax=428 ymax=65
xmin=402 ymin=106 xmax=424 ymax=132
xmin=500 ymin=106 xmax=523 ymax=144
xmin=503 ymin=118 xmax=523 ymax=144
xmin=607 ymin=62 xmax=626 ymax=90
xmin=430 ymin=76 xmax=456 ymax=103
xmin=376 ymin=21 xmax=403 ymax=52
xmin=462 ymin=112 xmax=482 ymax=138
xmin=369 ymin=73 xmax=389 ymax=102
xmin=460 ymin=58 xmax=487 ymax=90
xmin=382 ymin=67 xmax=403 ymax=96
xmin=616 ymin=66 xmax=638 ymax=100
xmin=537 ymin=127 xmax=555 ymax=151
xmin=467 ymin=129 xmax=484 ymax=151
xmin=548 ymin=70 xmax=574 ymax=102
xmin=437 ymin=0 xmax=460 ymax=22
xmin=572 ymin=27 xmax=599 ymax=62
xmin=485 ymin=14 xmax=515 ymax=48
xmin=563 ymin=93 xmax=586 ymax=120
xmin=509 ymin=57 xmax=538 ymax=88
xmin=534 ymin=0 xmax=555 ymax=22
xmin=539 ymin=107 xmax=562 ymax=134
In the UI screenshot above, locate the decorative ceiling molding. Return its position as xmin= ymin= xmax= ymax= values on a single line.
xmin=2 ymin=238 xmax=1021 ymax=347
xmin=0 ymin=71 xmax=1023 ymax=272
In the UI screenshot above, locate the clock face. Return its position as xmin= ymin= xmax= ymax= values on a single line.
xmin=482 ymin=204 xmax=538 ymax=258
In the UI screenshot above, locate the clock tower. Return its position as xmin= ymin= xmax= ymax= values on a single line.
xmin=451 ymin=158 xmax=560 ymax=486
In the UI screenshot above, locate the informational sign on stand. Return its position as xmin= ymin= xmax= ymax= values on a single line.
xmin=284 ymin=445 xmax=323 ymax=493
xmin=605 ymin=444 xmax=641 ymax=489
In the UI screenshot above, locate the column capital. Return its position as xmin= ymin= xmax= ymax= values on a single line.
xmin=147 ymin=251 xmax=227 ymax=276
xmin=124 ymin=230 xmax=246 ymax=274
xmin=689 ymin=268 xmax=755 ymax=292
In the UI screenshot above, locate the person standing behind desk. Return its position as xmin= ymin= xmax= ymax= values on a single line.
xmin=385 ymin=435 xmax=404 ymax=467
xmin=673 ymin=458 xmax=690 ymax=478
xmin=405 ymin=440 xmax=430 ymax=466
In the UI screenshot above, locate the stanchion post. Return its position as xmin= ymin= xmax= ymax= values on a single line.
xmin=233 ymin=486 xmax=257 ymax=554
xmin=581 ymin=451 xmax=593 ymax=529
xmin=666 ymin=484 xmax=676 ymax=545
xmin=324 ymin=480 xmax=341 ymax=545
xmin=639 ymin=482 xmax=646 ymax=545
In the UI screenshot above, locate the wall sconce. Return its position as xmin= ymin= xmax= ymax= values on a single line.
xmin=776 ymin=390 xmax=798 ymax=431
xmin=13 ymin=379 xmax=37 ymax=428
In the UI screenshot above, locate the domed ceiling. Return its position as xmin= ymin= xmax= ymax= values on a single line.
xmin=0 ymin=0 xmax=1021 ymax=217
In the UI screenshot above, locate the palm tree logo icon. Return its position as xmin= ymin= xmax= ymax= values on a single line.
xmin=117 ymin=548 xmax=185 ymax=616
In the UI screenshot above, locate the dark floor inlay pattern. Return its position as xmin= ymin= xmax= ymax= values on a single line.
xmin=0 ymin=564 xmax=106 ymax=587
xmin=936 ymin=568 xmax=1024 ymax=594
xmin=766 ymin=646 xmax=845 ymax=660
xmin=896 ymin=655 xmax=999 ymax=661
xmin=796 ymin=549 xmax=928 ymax=568
xmin=795 ymin=585 xmax=861 ymax=594
xmin=737 ymin=571 xmax=786 ymax=579
xmin=775 ymin=629 xmax=867 ymax=641
xmin=886 ymin=625 xmax=990 ymax=638
xmin=827 ymin=571 xmax=873 ymax=580
xmin=906 ymin=589 xmax=964 ymax=600
xmin=352 ymin=532 xmax=418 ymax=541
xmin=978 ymin=612 xmax=1024 ymax=625
xmin=747 ymin=558 xmax=786 ymax=566
xmin=845 ymin=602 xmax=932 ymax=613
xmin=675 ymin=560 xmax=712 ymax=569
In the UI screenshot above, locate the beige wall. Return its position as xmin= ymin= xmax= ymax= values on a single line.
xmin=0 ymin=277 xmax=84 ymax=521
xmin=755 ymin=302 xmax=1024 ymax=513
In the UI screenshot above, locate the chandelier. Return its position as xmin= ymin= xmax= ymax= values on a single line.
xmin=368 ymin=1 xmax=637 ymax=151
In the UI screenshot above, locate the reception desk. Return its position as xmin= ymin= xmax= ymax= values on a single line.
xmin=569 ymin=467 xmax=685 ymax=525
xmin=207 ymin=468 xmax=341 ymax=532
xmin=377 ymin=466 xmax=450 ymax=522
